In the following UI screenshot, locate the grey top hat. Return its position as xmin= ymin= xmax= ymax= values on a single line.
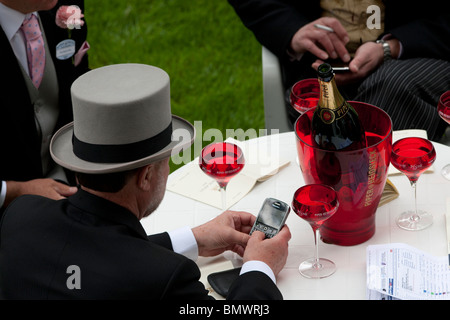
xmin=50 ymin=63 xmax=195 ymax=174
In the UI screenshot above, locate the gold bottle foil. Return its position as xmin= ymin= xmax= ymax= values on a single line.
xmin=317 ymin=76 xmax=350 ymax=124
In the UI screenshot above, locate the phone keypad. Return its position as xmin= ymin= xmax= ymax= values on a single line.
xmin=253 ymin=222 xmax=278 ymax=238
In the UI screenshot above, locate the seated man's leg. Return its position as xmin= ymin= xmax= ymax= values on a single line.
xmin=354 ymin=58 xmax=450 ymax=141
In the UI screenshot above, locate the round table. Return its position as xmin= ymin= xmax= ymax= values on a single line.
xmin=140 ymin=132 xmax=450 ymax=300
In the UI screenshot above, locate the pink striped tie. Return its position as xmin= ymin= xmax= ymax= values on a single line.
xmin=21 ymin=15 xmax=45 ymax=88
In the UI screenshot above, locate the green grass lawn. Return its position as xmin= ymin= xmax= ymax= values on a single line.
xmin=84 ymin=0 xmax=265 ymax=171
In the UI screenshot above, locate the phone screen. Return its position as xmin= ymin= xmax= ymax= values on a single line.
xmin=251 ymin=198 xmax=290 ymax=238
xmin=258 ymin=201 xmax=287 ymax=229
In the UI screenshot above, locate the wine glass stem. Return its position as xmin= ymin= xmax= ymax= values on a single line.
xmin=410 ymin=180 xmax=420 ymax=221
xmin=220 ymin=186 xmax=227 ymax=211
xmin=313 ymin=227 xmax=321 ymax=269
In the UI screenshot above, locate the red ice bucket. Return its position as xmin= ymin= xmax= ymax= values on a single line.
xmin=295 ymin=102 xmax=392 ymax=246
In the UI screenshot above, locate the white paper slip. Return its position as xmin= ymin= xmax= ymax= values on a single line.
xmin=388 ymin=129 xmax=434 ymax=175
xmin=446 ymin=198 xmax=450 ymax=266
xmin=197 ymin=255 xmax=234 ymax=300
xmin=367 ymin=243 xmax=450 ymax=300
xmin=225 ymin=137 xmax=290 ymax=181
xmin=166 ymin=137 xmax=290 ymax=210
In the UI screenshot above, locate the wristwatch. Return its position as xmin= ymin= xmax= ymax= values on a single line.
xmin=376 ymin=39 xmax=392 ymax=62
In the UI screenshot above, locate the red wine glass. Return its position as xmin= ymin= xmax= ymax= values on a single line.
xmin=391 ymin=137 xmax=436 ymax=231
xmin=199 ymin=142 xmax=245 ymax=210
xmin=289 ymin=79 xmax=320 ymax=115
xmin=292 ymin=184 xmax=339 ymax=278
xmin=437 ymin=90 xmax=450 ymax=180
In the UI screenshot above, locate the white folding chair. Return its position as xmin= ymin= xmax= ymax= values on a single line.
xmin=261 ymin=46 xmax=292 ymax=133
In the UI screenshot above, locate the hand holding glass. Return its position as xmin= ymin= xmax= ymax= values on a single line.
xmin=292 ymin=184 xmax=339 ymax=278
xmin=390 ymin=137 xmax=436 ymax=231
xmin=199 ymin=142 xmax=245 ymax=210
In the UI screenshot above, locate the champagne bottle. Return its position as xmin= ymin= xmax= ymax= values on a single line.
xmin=311 ymin=63 xmax=367 ymax=151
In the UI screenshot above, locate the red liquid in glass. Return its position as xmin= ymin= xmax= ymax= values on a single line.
xmin=290 ymin=79 xmax=320 ymax=114
xmin=293 ymin=200 xmax=337 ymax=226
xmin=391 ymin=137 xmax=436 ymax=183
xmin=438 ymin=91 xmax=450 ymax=182
xmin=291 ymin=93 xmax=320 ymax=114
xmin=199 ymin=143 xmax=244 ymax=188
xmin=292 ymin=184 xmax=338 ymax=228
xmin=438 ymin=105 xmax=450 ymax=124
xmin=438 ymin=91 xmax=450 ymax=124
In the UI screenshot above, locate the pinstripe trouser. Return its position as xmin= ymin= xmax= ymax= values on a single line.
xmin=353 ymin=58 xmax=450 ymax=142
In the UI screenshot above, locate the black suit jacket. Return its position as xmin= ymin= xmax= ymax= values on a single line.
xmin=0 ymin=189 xmax=282 ymax=300
xmin=0 ymin=1 xmax=88 ymax=183
xmin=228 ymin=0 xmax=450 ymax=86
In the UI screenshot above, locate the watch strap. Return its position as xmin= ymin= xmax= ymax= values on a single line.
xmin=376 ymin=39 xmax=392 ymax=62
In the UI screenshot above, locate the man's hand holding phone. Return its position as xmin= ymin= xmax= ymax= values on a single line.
xmin=311 ymin=40 xmax=398 ymax=85
xmin=246 ymin=198 xmax=291 ymax=276
xmin=244 ymin=226 xmax=291 ymax=277
xmin=192 ymin=199 xmax=291 ymax=278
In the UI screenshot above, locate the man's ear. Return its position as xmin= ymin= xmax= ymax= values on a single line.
xmin=136 ymin=164 xmax=153 ymax=191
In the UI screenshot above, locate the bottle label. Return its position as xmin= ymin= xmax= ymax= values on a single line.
xmin=364 ymin=151 xmax=378 ymax=207
xmin=317 ymin=76 xmax=349 ymax=124
xmin=319 ymin=102 xmax=350 ymax=124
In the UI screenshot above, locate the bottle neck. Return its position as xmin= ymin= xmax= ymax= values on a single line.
xmin=318 ymin=76 xmax=345 ymax=110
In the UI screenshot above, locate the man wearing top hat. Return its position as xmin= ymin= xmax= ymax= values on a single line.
xmin=0 ymin=63 xmax=291 ymax=299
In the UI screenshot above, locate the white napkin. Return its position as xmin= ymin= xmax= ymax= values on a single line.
xmin=166 ymin=137 xmax=290 ymax=210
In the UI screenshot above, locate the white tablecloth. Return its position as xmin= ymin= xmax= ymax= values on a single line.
xmin=140 ymin=132 xmax=450 ymax=300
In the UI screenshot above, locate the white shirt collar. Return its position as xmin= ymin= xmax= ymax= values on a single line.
xmin=0 ymin=3 xmax=37 ymax=41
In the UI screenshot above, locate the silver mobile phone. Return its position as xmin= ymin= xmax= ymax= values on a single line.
xmin=326 ymin=58 xmax=351 ymax=72
xmin=332 ymin=66 xmax=350 ymax=72
xmin=250 ymin=198 xmax=290 ymax=238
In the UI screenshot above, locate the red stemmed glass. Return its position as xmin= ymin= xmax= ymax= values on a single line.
xmin=437 ymin=90 xmax=450 ymax=180
xmin=391 ymin=137 xmax=436 ymax=231
xmin=292 ymin=184 xmax=339 ymax=278
xmin=289 ymin=79 xmax=320 ymax=115
xmin=199 ymin=142 xmax=245 ymax=210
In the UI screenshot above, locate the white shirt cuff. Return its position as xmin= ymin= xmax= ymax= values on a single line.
xmin=382 ymin=33 xmax=403 ymax=58
xmin=0 ymin=181 xmax=6 ymax=208
xmin=240 ymin=260 xmax=277 ymax=284
xmin=167 ymin=228 xmax=277 ymax=285
xmin=167 ymin=226 xmax=199 ymax=261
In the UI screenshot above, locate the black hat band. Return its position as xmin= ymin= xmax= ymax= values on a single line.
xmin=72 ymin=122 xmax=173 ymax=164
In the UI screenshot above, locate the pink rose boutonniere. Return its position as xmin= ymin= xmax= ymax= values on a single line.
xmin=55 ymin=5 xmax=89 ymax=67
xmin=55 ymin=5 xmax=85 ymax=29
